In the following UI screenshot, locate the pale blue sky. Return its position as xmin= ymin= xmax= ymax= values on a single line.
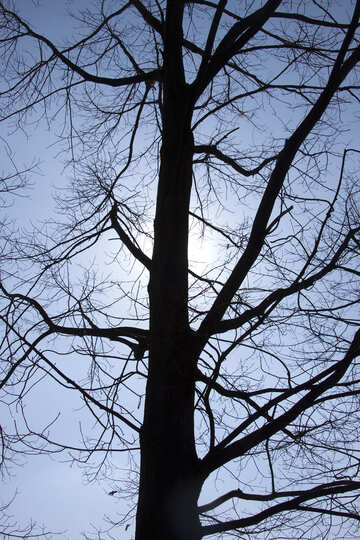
xmin=2 ymin=2 xmax=360 ymax=539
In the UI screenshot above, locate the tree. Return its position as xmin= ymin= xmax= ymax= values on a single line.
xmin=1 ymin=0 xmax=360 ymax=538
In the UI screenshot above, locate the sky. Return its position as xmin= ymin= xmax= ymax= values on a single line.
xmin=0 ymin=3 xmax=219 ymax=537
xmin=1 ymin=2 xmax=360 ymax=539
xmin=0 ymin=2 xmax=134 ymax=538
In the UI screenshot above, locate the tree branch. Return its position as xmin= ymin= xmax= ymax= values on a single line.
xmin=0 ymin=3 xmax=162 ymax=88
xmin=198 ymin=480 xmax=360 ymax=513
xmin=109 ymin=203 xmax=151 ymax=270
xmin=192 ymin=0 xmax=282 ymax=99
xmin=201 ymin=329 xmax=360 ymax=477
xmin=193 ymin=144 xmax=278 ymax=176
xmin=213 ymin=226 xmax=360 ymax=335
xmin=201 ymin=480 xmax=360 ymax=535
xmin=197 ymin=8 xmax=360 ymax=341
xmin=0 ymin=283 xmax=148 ymax=347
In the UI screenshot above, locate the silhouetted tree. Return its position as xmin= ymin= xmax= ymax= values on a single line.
xmin=1 ymin=1 xmax=360 ymax=539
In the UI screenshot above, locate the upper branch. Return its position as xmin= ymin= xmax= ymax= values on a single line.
xmin=193 ymin=144 xmax=278 ymax=176
xmin=214 ymin=225 xmax=360 ymax=334
xmin=109 ymin=203 xmax=151 ymax=270
xmin=0 ymin=2 xmax=162 ymax=88
xmin=196 ymin=5 xmax=360 ymax=342
xmin=189 ymin=2 xmax=353 ymax=30
xmin=130 ymin=0 xmax=163 ymax=35
xmin=192 ymin=0 xmax=281 ymax=99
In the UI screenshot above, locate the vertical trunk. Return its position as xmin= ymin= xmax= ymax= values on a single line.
xmin=135 ymin=113 xmax=202 ymax=538
xmin=135 ymin=5 xmax=202 ymax=538
xmin=135 ymin=99 xmax=202 ymax=539
xmin=135 ymin=340 xmax=202 ymax=540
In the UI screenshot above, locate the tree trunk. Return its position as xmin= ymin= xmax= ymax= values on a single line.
xmin=134 ymin=3 xmax=203 ymax=535
xmin=135 ymin=66 xmax=202 ymax=536
xmin=135 ymin=340 xmax=202 ymax=540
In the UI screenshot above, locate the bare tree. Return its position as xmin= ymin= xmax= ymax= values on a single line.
xmin=1 ymin=1 xmax=360 ymax=538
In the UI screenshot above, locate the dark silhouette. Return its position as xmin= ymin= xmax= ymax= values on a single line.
xmin=1 ymin=2 xmax=360 ymax=539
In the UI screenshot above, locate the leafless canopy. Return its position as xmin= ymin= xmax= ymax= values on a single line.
xmin=1 ymin=1 xmax=360 ymax=538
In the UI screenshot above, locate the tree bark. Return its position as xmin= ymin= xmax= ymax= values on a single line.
xmin=135 ymin=338 xmax=202 ymax=540
xmin=135 ymin=4 xmax=203 ymax=537
xmin=135 ymin=64 xmax=202 ymax=540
